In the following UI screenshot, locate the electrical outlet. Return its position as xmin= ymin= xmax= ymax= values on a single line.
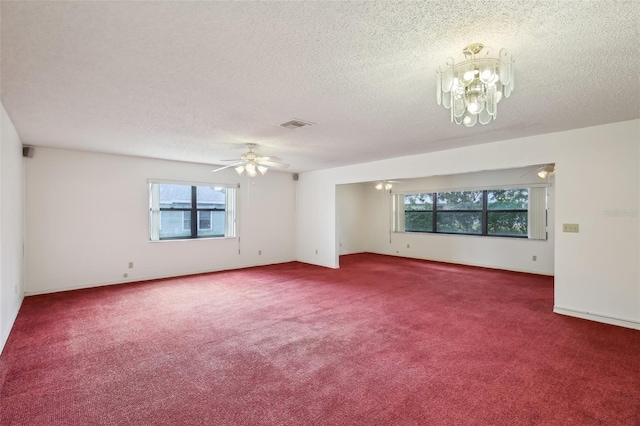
xmin=532 ymin=255 xmax=537 ymax=261
xmin=406 ymin=244 xmax=410 ymax=249
xmin=128 ymin=262 xmax=134 ymax=268
xmin=563 ymin=223 xmax=579 ymax=233
xmin=258 ymin=250 xmax=262 ymax=255
xmin=315 ymin=249 xmax=318 ymax=255
xmin=123 ymin=273 xmax=128 ymax=278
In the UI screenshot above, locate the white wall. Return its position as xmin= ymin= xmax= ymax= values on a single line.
xmin=336 ymin=183 xmax=368 ymax=255
xmin=1 ymin=104 xmax=25 ymax=354
xmin=363 ymin=167 xmax=555 ymax=275
xmin=296 ymin=171 xmax=337 ymax=268
xmin=296 ymin=119 xmax=640 ymax=329
xmin=25 ymin=147 xmax=296 ymax=294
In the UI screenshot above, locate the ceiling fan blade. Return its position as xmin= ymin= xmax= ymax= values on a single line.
xmin=256 ymin=159 xmax=289 ymax=168
xmin=520 ymin=167 xmax=538 ymax=178
xmin=219 ymin=158 xmax=243 ymax=162
xmin=259 ymin=156 xmax=282 ymax=162
xmin=212 ymin=162 xmax=244 ymax=173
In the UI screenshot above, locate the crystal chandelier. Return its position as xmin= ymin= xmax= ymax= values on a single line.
xmin=436 ymin=43 xmax=514 ymax=126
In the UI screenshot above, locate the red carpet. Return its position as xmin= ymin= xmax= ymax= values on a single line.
xmin=1 ymin=253 xmax=639 ymax=425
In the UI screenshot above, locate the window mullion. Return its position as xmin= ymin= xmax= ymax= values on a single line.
xmin=432 ymin=192 xmax=437 ymax=233
xmin=482 ymin=190 xmax=488 ymax=236
xmin=191 ymin=186 xmax=197 ymax=238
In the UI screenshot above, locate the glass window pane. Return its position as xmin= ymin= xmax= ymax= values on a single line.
xmin=183 ymin=212 xmax=191 ymax=231
xmin=197 ymin=211 xmax=226 ymax=237
xmin=151 ymin=183 xmax=234 ymax=241
xmin=405 ymin=211 xmax=433 ymax=232
xmin=198 ymin=211 xmax=211 ymax=230
xmin=159 ymin=211 xmax=192 ymax=239
xmin=197 ymin=186 xmax=226 ymax=209
xmin=487 ymin=189 xmax=528 ymax=210
xmin=159 ymin=184 xmax=192 ymax=208
xmin=404 ymin=193 xmax=433 ymax=211
xmin=437 ymin=191 xmax=483 ymax=210
xmin=488 ymin=212 xmax=528 ymax=236
xmin=436 ymin=212 xmax=482 ymax=234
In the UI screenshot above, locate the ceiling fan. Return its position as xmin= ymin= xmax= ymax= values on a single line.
xmin=535 ymin=164 xmax=555 ymax=179
xmin=374 ymin=180 xmax=401 ymax=191
xmin=212 ymin=143 xmax=289 ymax=177
xmin=521 ymin=164 xmax=556 ymax=180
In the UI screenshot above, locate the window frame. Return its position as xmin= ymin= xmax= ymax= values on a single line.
xmin=400 ymin=189 xmax=530 ymax=239
xmin=149 ymin=181 xmax=237 ymax=241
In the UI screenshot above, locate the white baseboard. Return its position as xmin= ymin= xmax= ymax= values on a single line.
xmin=370 ymin=251 xmax=554 ymax=276
xmin=554 ymin=306 xmax=640 ymax=330
xmin=24 ymin=259 xmax=297 ymax=296
xmin=1 ymin=295 xmax=24 ymax=355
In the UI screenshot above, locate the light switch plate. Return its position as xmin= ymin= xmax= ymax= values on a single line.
xmin=563 ymin=223 xmax=579 ymax=233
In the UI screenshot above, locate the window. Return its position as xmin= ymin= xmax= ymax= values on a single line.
xmin=405 ymin=193 xmax=434 ymax=233
xmin=396 ymin=188 xmax=542 ymax=239
xmin=436 ymin=191 xmax=483 ymax=234
xmin=487 ymin=189 xmax=528 ymax=236
xmin=149 ymin=182 xmax=236 ymax=241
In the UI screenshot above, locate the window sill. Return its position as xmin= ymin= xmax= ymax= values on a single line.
xmin=149 ymin=236 xmax=237 ymax=243
xmin=396 ymin=231 xmax=543 ymax=241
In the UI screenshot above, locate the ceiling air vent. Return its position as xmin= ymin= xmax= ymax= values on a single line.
xmin=279 ymin=119 xmax=314 ymax=129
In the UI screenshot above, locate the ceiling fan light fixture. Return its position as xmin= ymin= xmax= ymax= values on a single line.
xmin=537 ymin=164 xmax=555 ymax=179
xmin=437 ymin=43 xmax=514 ymax=126
xmin=375 ymin=181 xmax=395 ymax=191
xmin=212 ymin=143 xmax=289 ymax=176
xmin=245 ymin=162 xmax=258 ymax=177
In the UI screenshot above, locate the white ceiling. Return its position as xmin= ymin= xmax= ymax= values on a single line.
xmin=1 ymin=1 xmax=639 ymax=173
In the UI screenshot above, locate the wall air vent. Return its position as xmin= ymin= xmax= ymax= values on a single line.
xmin=279 ymin=119 xmax=314 ymax=129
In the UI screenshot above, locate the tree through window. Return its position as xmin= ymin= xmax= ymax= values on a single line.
xmin=399 ymin=188 xmax=534 ymax=238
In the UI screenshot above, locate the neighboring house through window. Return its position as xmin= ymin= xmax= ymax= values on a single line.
xmin=149 ymin=181 xmax=236 ymax=241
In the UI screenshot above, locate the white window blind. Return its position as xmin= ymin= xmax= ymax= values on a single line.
xmin=527 ymin=186 xmax=547 ymax=240
xmin=392 ymin=194 xmax=405 ymax=232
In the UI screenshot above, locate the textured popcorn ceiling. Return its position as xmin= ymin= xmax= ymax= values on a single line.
xmin=1 ymin=1 xmax=639 ymax=172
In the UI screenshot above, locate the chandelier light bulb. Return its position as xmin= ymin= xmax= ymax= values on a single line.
xmin=245 ymin=162 xmax=257 ymax=177
xmin=479 ymin=67 xmax=499 ymax=85
xmin=384 ymin=183 xmax=393 ymax=191
xmin=235 ymin=165 xmax=245 ymax=175
xmin=375 ymin=182 xmax=383 ymax=190
xmin=257 ymin=165 xmax=268 ymax=175
xmin=466 ymin=95 xmax=485 ymax=114
xmin=463 ymin=69 xmax=476 ymax=83
xmin=436 ymin=43 xmax=514 ymax=126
